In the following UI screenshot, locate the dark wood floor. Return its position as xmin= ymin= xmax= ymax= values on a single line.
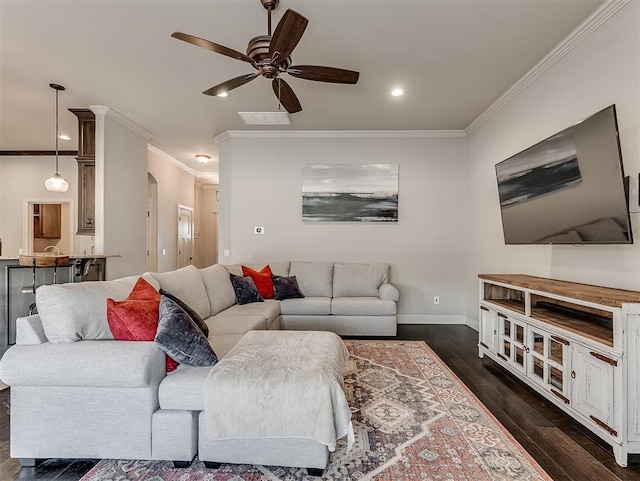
xmin=1 ymin=324 xmax=639 ymax=480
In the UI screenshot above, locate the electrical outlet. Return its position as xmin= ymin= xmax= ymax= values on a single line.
xmin=434 ymin=296 xmax=440 ymax=305
xmin=223 ymin=249 xmax=230 ymax=257
xmin=254 ymin=226 xmax=265 ymax=234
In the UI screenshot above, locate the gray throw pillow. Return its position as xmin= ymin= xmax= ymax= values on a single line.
xmin=229 ymin=273 xmax=264 ymax=305
xmin=155 ymin=295 xmax=218 ymax=367
xmin=272 ymin=275 xmax=305 ymax=300
xmin=159 ymin=288 xmax=209 ymax=337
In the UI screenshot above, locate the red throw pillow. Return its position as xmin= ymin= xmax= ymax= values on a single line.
xmin=106 ymin=277 xmax=178 ymax=372
xmin=242 ymin=265 xmax=274 ymax=299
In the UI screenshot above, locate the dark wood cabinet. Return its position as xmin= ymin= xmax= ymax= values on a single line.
xmin=69 ymin=109 xmax=95 ymax=235
xmin=34 ymin=204 xmax=61 ymax=239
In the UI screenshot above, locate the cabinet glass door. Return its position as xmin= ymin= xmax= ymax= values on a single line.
xmin=498 ymin=314 xmax=527 ymax=374
xmin=527 ymin=327 xmax=570 ymax=402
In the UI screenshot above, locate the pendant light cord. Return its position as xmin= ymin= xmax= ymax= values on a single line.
xmin=55 ymin=86 xmax=59 ymax=174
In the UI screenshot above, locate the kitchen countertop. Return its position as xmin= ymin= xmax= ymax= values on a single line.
xmin=0 ymin=254 xmax=120 ymax=260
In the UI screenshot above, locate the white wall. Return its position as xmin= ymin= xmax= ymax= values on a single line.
xmin=0 ymin=156 xmax=77 ymax=255
xmin=94 ymin=114 xmax=149 ymax=279
xmin=217 ymin=132 xmax=470 ymax=323
xmin=147 ymin=148 xmax=195 ymax=273
xmin=466 ymin=1 xmax=639 ymax=319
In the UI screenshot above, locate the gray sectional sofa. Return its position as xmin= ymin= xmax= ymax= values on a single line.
xmin=0 ymin=261 xmax=398 ymax=471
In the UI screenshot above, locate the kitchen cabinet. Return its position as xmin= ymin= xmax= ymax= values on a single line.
xmin=33 ymin=203 xmax=61 ymax=239
xmin=70 ymin=108 xmax=95 ymax=235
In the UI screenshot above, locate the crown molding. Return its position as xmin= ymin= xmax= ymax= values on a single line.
xmin=90 ymin=105 xmax=153 ymax=141
xmin=466 ymin=0 xmax=630 ymax=134
xmin=215 ymin=130 xmax=466 ymax=142
xmin=147 ymin=145 xmax=196 ymax=175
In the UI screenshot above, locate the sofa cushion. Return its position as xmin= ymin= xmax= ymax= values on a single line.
xmin=36 ymin=273 xmax=159 ymax=343
xmin=230 ymin=274 xmax=264 ymax=305
xmin=280 ymin=297 xmax=331 ymax=315
xmin=200 ymin=264 xmax=237 ymax=316
xmin=151 ymin=265 xmax=211 ymax=320
xmin=208 ymin=300 xmax=280 ymax=333
xmin=331 ymin=297 xmax=396 ymax=316
xmin=289 ymin=261 xmax=334 ymax=297
xmin=159 ymin=366 xmax=213 ymax=411
xmin=272 ymin=275 xmax=305 ymax=300
xmin=333 ymin=263 xmax=390 ymax=297
xmin=155 ymin=296 xmax=218 ymax=370
xmin=0 ymin=340 xmax=165 ymax=388
xmin=107 ymin=277 xmax=160 ymax=341
xmin=242 ymin=265 xmax=274 ymax=299
xmin=206 ymin=314 xmax=268 ymax=335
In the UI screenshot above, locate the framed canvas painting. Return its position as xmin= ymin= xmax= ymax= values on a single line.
xmin=302 ymin=164 xmax=398 ymax=222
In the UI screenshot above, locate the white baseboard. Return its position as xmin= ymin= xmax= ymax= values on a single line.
xmin=397 ymin=315 xmax=479 ymax=332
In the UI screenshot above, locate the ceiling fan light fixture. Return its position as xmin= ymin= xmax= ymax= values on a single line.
xmin=239 ymin=111 xmax=291 ymax=125
xmin=391 ymin=88 xmax=404 ymax=97
xmin=196 ymin=154 xmax=210 ymax=164
xmin=45 ymin=83 xmax=69 ymax=193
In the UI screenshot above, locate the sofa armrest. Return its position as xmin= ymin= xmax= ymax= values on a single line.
xmin=15 ymin=314 xmax=47 ymax=345
xmin=378 ymin=283 xmax=399 ymax=301
xmin=0 ymin=340 xmax=166 ymax=388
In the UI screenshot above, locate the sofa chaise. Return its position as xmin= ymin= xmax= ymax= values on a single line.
xmin=0 ymin=261 xmax=399 ymax=471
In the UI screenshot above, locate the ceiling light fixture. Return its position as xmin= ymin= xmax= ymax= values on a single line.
xmin=196 ymin=154 xmax=210 ymax=164
xmin=44 ymin=83 xmax=69 ymax=193
xmin=391 ymin=88 xmax=404 ymax=97
xmin=58 ymin=134 xmax=71 ymax=141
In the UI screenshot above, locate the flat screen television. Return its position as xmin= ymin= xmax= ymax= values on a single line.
xmin=495 ymin=105 xmax=633 ymax=245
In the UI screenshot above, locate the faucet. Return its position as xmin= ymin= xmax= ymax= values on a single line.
xmin=43 ymin=245 xmax=60 ymax=255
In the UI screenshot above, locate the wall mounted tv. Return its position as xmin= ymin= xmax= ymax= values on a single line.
xmin=495 ymin=105 xmax=633 ymax=245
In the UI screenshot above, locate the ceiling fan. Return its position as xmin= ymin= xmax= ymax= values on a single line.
xmin=171 ymin=0 xmax=359 ymax=114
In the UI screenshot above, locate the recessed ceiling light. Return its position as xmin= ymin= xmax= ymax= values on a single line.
xmin=391 ymin=88 xmax=404 ymax=97
xmin=217 ymin=92 xmax=229 ymax=97
xmin=58 ymin=134 xmax=71 ymax=140
xmin=195 ymin=154 xmax=210 ymax=164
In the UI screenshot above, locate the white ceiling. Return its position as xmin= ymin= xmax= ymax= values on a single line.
xmin=0 ymin=0 xmax=604 ymax=184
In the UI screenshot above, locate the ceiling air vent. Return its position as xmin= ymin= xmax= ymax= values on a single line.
xmin=238 ymin=112 xmax=291 ymax=125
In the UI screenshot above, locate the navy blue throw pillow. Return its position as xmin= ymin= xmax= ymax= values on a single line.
xmin=272 ymin=275 xmax=305 ymax=300
xmin=230 ymin=273 xmax=264 ymax=305
xmin=155 ymin=295 xmax=218 ymax=367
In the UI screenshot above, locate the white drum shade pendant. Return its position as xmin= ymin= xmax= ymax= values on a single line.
xmin=44 ymin=83 xmax=69 ymax=193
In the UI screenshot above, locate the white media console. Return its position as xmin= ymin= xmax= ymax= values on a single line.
xmin=477 ymin=274 xmax=640 ymax=466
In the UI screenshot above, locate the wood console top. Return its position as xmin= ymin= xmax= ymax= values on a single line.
xmin=479 ymin=274 xmax=640 ymax=308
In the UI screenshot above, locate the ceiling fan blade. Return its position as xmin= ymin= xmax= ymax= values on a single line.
xmin=172 ymin=32 xmax=257 ymax=68
xmin=203 ymin=73 xmax=259 ymax=96
xmin=287 ymin=65 xmax=359 ymax=84
xmin=269 ymin=10 xmax=308 ymax=63
xmin=272 ymin=78 xmax=302 ymax=114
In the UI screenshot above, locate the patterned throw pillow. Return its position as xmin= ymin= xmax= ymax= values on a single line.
xmin=155 ymin=295 xmax=218 ymax=371
xmin=230 ymin=273 xmax=264 ymax=305
xmin=242 ymin=265 xmax=274 ymax=299
xmin=272 ymin=275 xmax=305 ymax=300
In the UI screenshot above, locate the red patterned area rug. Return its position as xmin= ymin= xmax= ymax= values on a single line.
xmin=81 ymin=340 xmax=552 ymax=481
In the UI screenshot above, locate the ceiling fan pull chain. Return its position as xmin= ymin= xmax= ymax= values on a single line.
xmin=277 ymin=78 xmax=282 ymax=111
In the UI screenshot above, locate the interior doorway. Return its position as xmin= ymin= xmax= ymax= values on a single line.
xmin=147 ymin=173 xmax=158 ymax=272
xmin=25 ymin=200 xmax=73 ymax=255
xmin=177 ymin=204 xmax=193 ymax=268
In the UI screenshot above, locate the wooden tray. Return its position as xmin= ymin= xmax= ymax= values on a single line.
xmin=19 ymin=254 xmax=70 ymax=267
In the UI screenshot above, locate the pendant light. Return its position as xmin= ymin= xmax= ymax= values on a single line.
xmin=44 ymin=83 xmax=69 ymax=193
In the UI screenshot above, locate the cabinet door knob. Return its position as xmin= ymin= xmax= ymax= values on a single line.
xmin=571 ymin=370 xmax=576 ymax=379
